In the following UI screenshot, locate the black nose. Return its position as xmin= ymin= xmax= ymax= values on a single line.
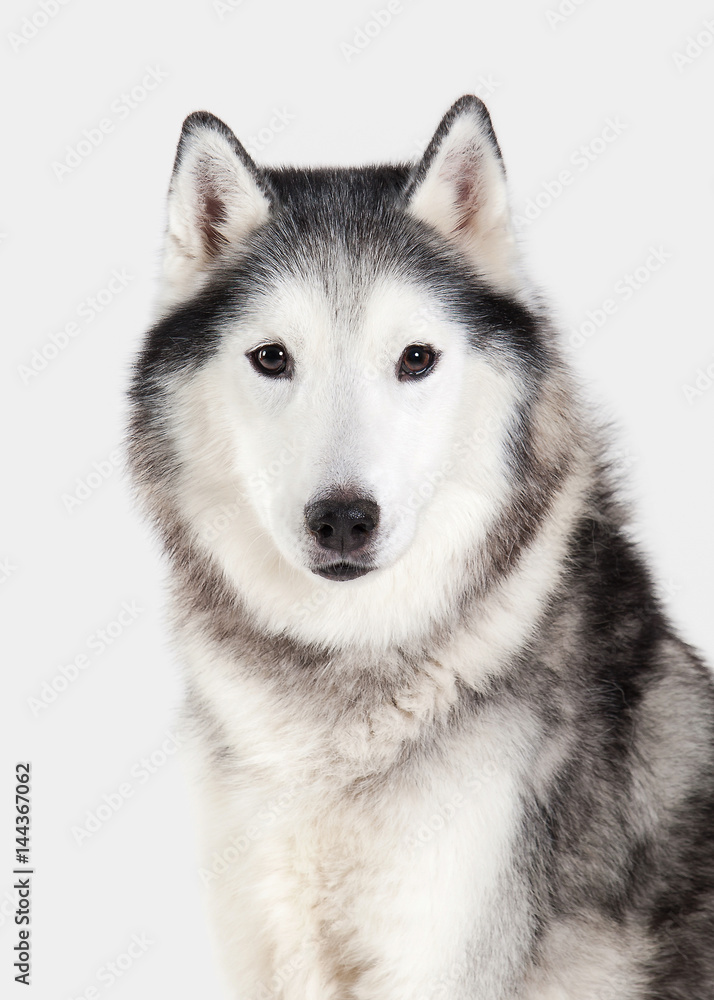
xmin=305 ymin=493 xmax=380 ymax=554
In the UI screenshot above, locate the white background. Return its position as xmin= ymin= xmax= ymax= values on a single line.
xmin=2 ymin=0 xmax=713 ymax=997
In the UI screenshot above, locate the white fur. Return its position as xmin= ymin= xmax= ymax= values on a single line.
xmin=164 ymin=262 xmax=607 ymax=997
xmin=186 ymin=651 xmax=529 ymax=999
xmin=152 ymin=108 xmax=646 ymax=998
xmin=168 ymin=275 xmax=531 ymax=652
xmin=407 ymin=108 xmax=521 ymax=294
xmin=523 ymin=918 xmax=652 ymax=1000
xmin=159 ymin=120 xmax=270 ymax=315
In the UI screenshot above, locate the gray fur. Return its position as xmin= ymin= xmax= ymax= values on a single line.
xmin=128 ymin=97 xmax=714 ymax=998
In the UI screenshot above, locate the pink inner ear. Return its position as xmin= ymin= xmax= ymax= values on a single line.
xmin=199 ymin=184 xmax=229 ymax=256
xmin=444 ymin=148 xmax=484 ymax=234
xmin=443 ymin=143 xmax=483 ymax=209
xmin=455 ymin=175 xmax=475 ymax=208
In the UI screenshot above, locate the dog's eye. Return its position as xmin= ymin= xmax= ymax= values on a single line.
xmin=248 ymin=343 xmax=291 ymax=377
xmin=398 ymin=344 xmax=437 ymax=380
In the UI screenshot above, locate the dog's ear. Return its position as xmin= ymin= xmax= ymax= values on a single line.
xmin=405 ymin=96 xmax=519 ymax=291
xmin=160 ymin=112 xmax=273 ymax=312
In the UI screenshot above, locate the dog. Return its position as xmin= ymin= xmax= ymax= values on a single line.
xmin=127 ymin=96 xmax=714 ymax=998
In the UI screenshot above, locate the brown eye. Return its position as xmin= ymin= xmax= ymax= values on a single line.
xmin=398 ymin=344 xmax=437 ymax=380
xmin=248 ymin=343 xmax=291 ymax=377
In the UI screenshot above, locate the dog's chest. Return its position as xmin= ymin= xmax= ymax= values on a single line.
xmin=206 ymin=744 xmax=527 ymax=999
xmin=190 ymin=647 xmax=533 ymax=998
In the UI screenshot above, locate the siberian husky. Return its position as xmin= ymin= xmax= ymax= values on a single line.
xmin=128 ymin=96 xmax=714 ymax=998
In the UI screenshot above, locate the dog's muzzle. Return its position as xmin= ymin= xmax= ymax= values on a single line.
xmin=304 ymin=491 xmax=379 ymax=581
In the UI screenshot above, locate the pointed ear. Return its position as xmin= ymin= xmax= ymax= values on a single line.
xmin=405 ymin=96 xmax=519 ymax=292
xmin=160 ymin=111 xmax=273 ymax=312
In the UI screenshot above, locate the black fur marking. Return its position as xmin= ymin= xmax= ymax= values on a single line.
xmin=127 ymin=102 xmax=714 ymax=996
xmin=130 ymin=164 xmax=546 ymax=427
xmin=504 ymin=511 xmax=714 ymax=988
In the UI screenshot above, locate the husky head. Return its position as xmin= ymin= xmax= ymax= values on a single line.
xmin=130 ymin=97 xmax=577 ymax=650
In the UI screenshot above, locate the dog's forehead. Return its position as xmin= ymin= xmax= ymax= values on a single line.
xmin=241 ymin=262 xmax=460 ymax=357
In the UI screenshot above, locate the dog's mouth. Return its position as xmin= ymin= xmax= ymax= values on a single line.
xmin=312 ymin=561 xmax=375 ymax=582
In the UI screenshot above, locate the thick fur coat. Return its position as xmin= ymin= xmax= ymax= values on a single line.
xmin=128 ymin=97 xmax=714 ymax=999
